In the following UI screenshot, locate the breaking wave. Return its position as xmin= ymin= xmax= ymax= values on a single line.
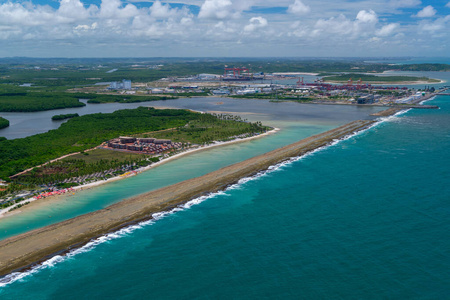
xmin=0 ymin=118 xmax=387 ymax=288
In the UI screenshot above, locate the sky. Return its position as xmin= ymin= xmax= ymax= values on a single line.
xmin=0 ymin=0 xmax=449 ymax=57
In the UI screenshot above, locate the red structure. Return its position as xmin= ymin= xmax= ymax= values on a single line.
xmin=356 ymin=78 xmax=363 ymax=87
xmin=224 ymin=67 xmax=249 ymax=77
xmin=296 ymin=77 xmax=304 ymax=87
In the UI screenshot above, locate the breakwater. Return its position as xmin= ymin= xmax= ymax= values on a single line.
xmin=371 ymin=107 xmax=405 ymax=117
xmin=0 ymin=119 xmax=375 ymax=277
xmin=370 ymin=105 xmax=439 ymax=117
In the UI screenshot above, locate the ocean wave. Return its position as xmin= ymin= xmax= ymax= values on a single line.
xmin=372 ymin=108 xmax=412 ymax=125
xmin=0 ymin=192 xmax=223 ymax=288
xmin=420 ymin=95 xmax=436 ymax=105
xmin=0 ymin=118 xmax=391 ymax=288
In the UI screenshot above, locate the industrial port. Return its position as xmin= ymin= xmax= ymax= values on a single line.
xmin=76 ymin=66 xmax=446 ymax=106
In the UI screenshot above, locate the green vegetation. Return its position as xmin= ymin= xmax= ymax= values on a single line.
xmin=0 ymin=86 xmax=178 ymax=112
xmin=1 ymin=59 xmax=448 ymax=89
xmin=323 ymin=74 xmax=440 ymax=83
xmin=7 ymin=112 xmax=268 ymax=187
xmin=149 ymin=113 xmax=269 ymax=144
xmin=0 ymin=107 xmax=268 ymax=180
xmin=393 ymin=63 xmax=450 ymax=72
xmin=67 ymin=148 xmax=144 ymax=163
xmin=0 ymin=92 xmax=85 ymax=112
xmin=52 ymin=113 xmax=79 ymax=121
xmin=70 ymin=93 xmax=177 ymax=104
xmin=0 ymin=107 xmax=199 ymax=179
xmin=0 ymin=182 xmax=27 ymax=202
xmin=0 ymin=116 xmax=9 ymax=129
xmin=16 ymin=156 xmax=159 ymax=186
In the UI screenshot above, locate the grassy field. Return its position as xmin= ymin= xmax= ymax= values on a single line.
xmin=148 ymin=116 xmax=268 ymax=144
xmin=66 ymin=149 xmax=145 ymax=163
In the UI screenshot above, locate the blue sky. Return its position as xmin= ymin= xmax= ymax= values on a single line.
xmin=0 ymin=0 xmax=449 ymax=57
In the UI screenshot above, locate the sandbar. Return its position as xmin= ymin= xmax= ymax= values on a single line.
xmin=0 ymin=119 xmax=375 ymax=277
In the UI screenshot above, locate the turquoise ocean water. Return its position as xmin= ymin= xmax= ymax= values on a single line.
xmin=1 ymin=95 xmax=450 ymax=298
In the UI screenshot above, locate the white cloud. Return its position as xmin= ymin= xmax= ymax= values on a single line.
xmin=74 ymin=22 xmax=98 ymax=35
xmin=244 ymin=16 xmax=268 ymax=32
xmin=58 ymin=0 xmax=93 ymax=21
xmin=0 ymin=2 xmax=54 ymax=26
xmin=287 ymin=0 xmax=310 ymax=15
xmin=98 ymin=0 xmax=139 ymax=19
xmin=418 ymin=15 xmax=450 ymax=33
xmin=150 ymin=1 xmax=177 ymax=19
xmin=376 ymin=23 xmax=399 ymax=36
xmin=314 ymin=10 xmax=378 ymax=39
xmin=447 ymin=2 xmax=450 ymax=8
xmin=356 ymin=10 xmax=378 ymax=23
xmin=415 ymin=5 xmax=436 ymax=18
xmin=0 ymin=0 xmax=449 ymax=57
xmin=198 ymin=0 xmax=234 ymax=19
xmin=315 ymin=14 xmax=355 ymax=36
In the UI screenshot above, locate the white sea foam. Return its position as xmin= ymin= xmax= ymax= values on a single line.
xmin=372 ymin=108 xmax=412 ymax=125
xmin=0 ymin=191 xmax=222 ymax=288
xmin=0 ymin=119 xmax=390 ymax=288
xmin=420 ymin=95 xmax=436 ymax=105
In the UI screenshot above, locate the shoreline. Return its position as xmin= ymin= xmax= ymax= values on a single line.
xmin=324 ymin=79 xmax=445 ymax=85
xmin=0 ymin=119 xmax=377 ymax=277
xmin=0 ymin=128 xmax=279 ymax=219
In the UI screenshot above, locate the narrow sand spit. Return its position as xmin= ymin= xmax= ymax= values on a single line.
xmin=0 ymin=120 xmax=374 ymax=277
xmin=0 ymin=128 xmax=278 ymax=219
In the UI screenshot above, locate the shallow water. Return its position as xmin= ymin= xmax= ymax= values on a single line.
xmin=0 ymin=101 xmax=380 ymax=240
xmin=1 ymin=95 xmax=449 ymax=299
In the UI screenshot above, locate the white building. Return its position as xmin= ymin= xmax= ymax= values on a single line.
xmin=109 ymin=79 xmax=132 ymax=90
xmin=236 ymin=88 xmax=257 ymax=95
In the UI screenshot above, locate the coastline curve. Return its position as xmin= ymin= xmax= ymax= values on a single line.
xmin=0 ymin=119 xmax=376 ymax=278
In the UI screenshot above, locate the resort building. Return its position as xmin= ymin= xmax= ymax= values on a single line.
xmin=107 ymin=137 xmax=180 ymax=155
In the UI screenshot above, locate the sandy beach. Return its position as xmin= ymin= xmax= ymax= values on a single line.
xmin=325 ymin=79 xmax=445 ymax=85
xmin=0 ymin=128 xmax=278 ymax=219
xmin=0 ymin=119 xmax=375 ymax=277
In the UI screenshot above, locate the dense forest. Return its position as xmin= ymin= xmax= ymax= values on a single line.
xmin=0 ymin=116 xmax=9 ymax=129
xmin=52 ymin=113 xmax=79 ymax=121
xmin=0 ymin=92 xmax=85 ymax=112
xmin=0 ymin=88 xmax=178 ymax=112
